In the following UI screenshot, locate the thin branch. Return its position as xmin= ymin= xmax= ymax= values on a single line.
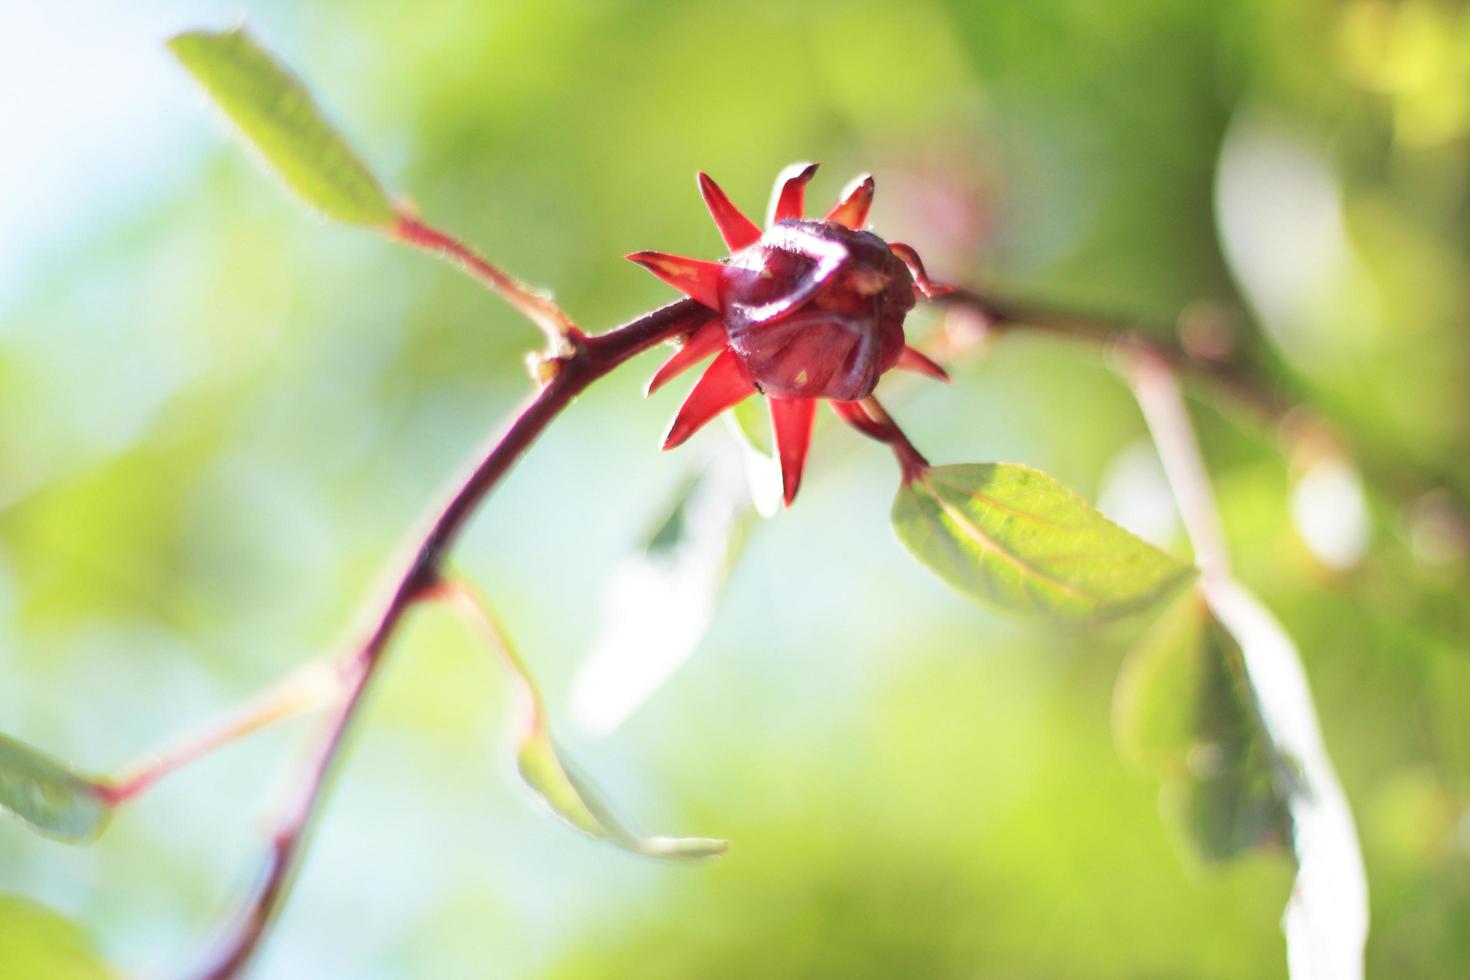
xmin=1125 ymin=354 xmax=1230 ymax=580
xmin=939 ymin=288 xmax=1287 ymax=426
xmin=831 ymin=397 xmax=929 ymax=483
xmin=189 ymin=297 xmax=706 ymax=980
xmin=100 ymin=659 xmax=347 ymax=807
xmin=428 ymin=578 xmax=547 ymax=734
xmin=394 ymin=216 xmax=581 ymax=352
xmin=940 ymin=288 xmax=1470 ymax=524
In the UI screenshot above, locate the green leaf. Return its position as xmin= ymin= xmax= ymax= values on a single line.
xmin=449 ymin=587 xmax=727 ymax=860
xmin=1113 ymin=591 xmax=1213 ymax=774
xmin=168 ymin=27 xmax=396 ymax=227
xmin=517 ymin=735 xmax=727 ymax=860
xmin=1113 ymin=591 xmax=1291 ymax=862
xmin=0 ymin=896 xmax=115 ymax=979
xmin=892 ymin=463 xmax=1194 ymax=623
xmin=0 ymin=734 xmax=112 ymax=843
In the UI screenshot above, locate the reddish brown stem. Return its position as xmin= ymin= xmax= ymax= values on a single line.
xmin=100 ymin=659 xmax=346 ymax=807
xmin=189 ymin=297 xmax=705 ymax=980
xmin=940 ymin=287 xmax=1470 ymax=527
xmin=937 ymin=288 xmax=1286 ymax=425
xmin=832 ymin=397 xmax=929 ymax=484
xmin=394 ymin=216 xmax=581 ymax=350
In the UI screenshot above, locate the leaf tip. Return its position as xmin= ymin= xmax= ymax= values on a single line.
xmin=165 ymin=23 xmax=397 ymax=228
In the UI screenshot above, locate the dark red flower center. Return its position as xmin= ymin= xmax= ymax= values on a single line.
xmin=628 ymin=164 xmax=951 ymax=506
xmin=720 ymin=220 xmax=916 ymax=401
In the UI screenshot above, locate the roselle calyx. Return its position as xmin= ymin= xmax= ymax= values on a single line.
xmin=721 ymin=219 xmax=916 ymax=401
xmin=628 ymin=163 xmax=951 ymax=506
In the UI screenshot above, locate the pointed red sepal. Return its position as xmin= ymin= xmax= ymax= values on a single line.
xmin=626 ymin=251 xmax=726 ymax=310
xmin=825 ymin=174 xmax=875 ymax=229
xmin=645 ymin=316 xmax=727 ymax=396
xmin=896 ymin=345 xmax=950 ymax=382
xmin=662 ymin=349 xmax=756 ymax=450
xmin=767 ymin=162 xmax=819 ymax=226
xmin=697 ymin=173 xmax=762 ymax=252
xmin=888 ymin=242 xmax=954 ymax=299
xmin=769 ymin=397 xmax=817 ymax=506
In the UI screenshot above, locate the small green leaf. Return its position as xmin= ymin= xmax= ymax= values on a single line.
xmin=446 ymin=586 xmax=726 ymax=860
xmin=0 ymin=734 xmax=112 ymax=843
xmin=892 ymin=463 xmax=1194 ymax=623
xmin=1113 ymin=591 xmax=1291 ymax=862
xmin=0 ymin=896 xmax=115 ymax=979
xmin=517 ymin=735 xmax=727 ymax=860
xmin=168 ymin=27 xmax=396 ymax=227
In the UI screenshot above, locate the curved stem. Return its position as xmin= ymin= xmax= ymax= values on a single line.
xmin=189 ymin=297 xmax=706 ymax=980
xmin=831 ymin=397 xmax=929 ymax=484
xmin=394 ymin=216 xmax=581 ymax=351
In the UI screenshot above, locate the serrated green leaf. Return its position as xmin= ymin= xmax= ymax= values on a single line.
xmin=892 ymin=463 xmax=1194 ymax=623
xmin=0 ymin=734 xmax=112 ymax=843
xmin=1113 ymin=591 xmax=1291 ymax=863
xmin=168 ymin=27 xmax=396 ymax=227
xmin=0 ymin=896 xmax=115 ymax=979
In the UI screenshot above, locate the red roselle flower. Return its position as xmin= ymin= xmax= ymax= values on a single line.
xmin=629 ymin=163 xmax=952 ymax=506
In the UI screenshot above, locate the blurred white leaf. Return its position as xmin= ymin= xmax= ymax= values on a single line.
xmin=1131 ymin=356 xmax=1368 ymax=980
xmin=1203 ymin=578 xmax=1368 ymax=980
xmin=724 ymin=405 xmax=784 ymax=518
xmin=571 ymin=452 xmax=753 ymax=735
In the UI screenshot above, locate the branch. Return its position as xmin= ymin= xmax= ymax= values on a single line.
xmin=939 ymin=288 xmax=1286 ymax=426
xmin=1127 ymin=354 xmax=1231 ymax=580
xmin=101 ymin=659 xmax=346 ymax=806
xmin=189 ymin=297 xmax=706 ymax=980
xmin=394 ymin=216 xmax=581 ymax=353
xmin=940 ymin=288 xmax=1470 ymax=524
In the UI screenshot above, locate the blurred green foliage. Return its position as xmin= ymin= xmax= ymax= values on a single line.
xmin=0 ymin=897 xmax=114 ymax=980
xmin=1 ymin=0 xmax=1467 ymax=977
xmin=1113 ymin=591 xmax=1291 ymax=864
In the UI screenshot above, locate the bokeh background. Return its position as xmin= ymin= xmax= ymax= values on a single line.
xmin=3 ymin=1 xmax=1469 ymax=976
